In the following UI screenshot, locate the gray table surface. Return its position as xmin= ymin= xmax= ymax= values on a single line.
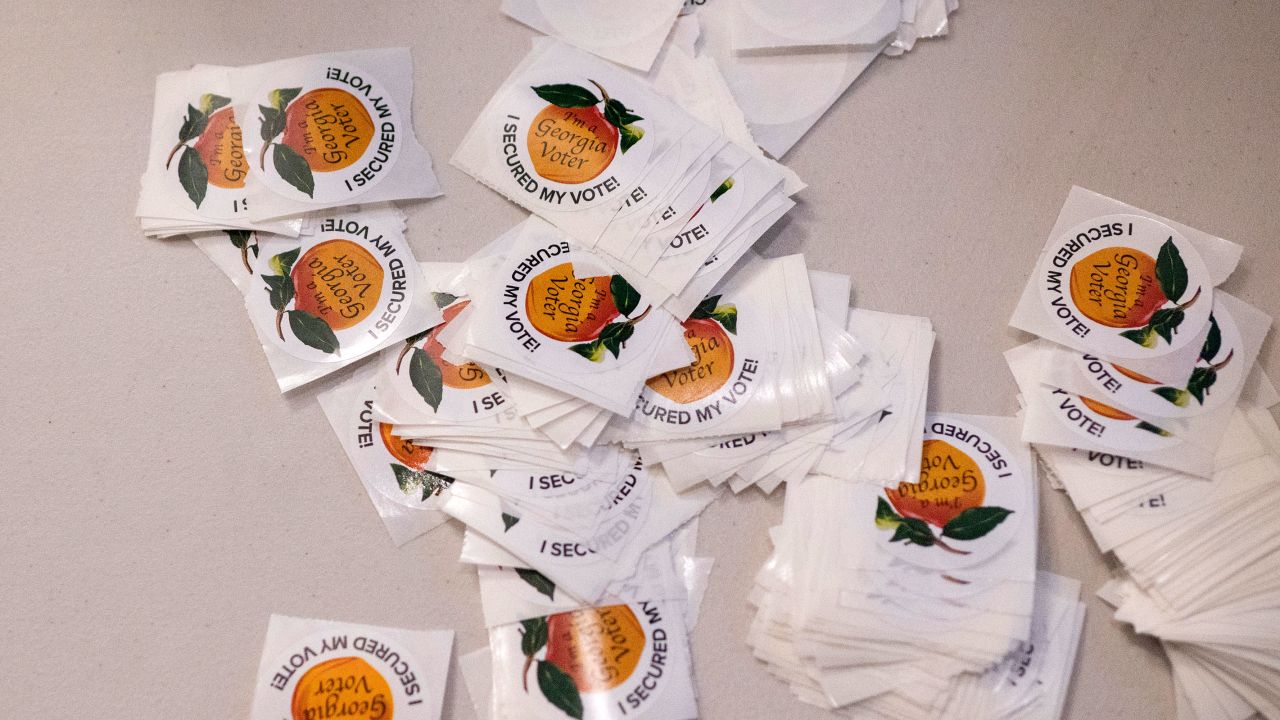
xmin=3 ymin=1 xmax=1278 ymax=718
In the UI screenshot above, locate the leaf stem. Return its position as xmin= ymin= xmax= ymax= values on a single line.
xmin=1177 ymin=286 xmax=1202 ymax=310
xmin=625 ymin=305 xmax=652 ymax=326
xmin=260 ymin=141 xmax=273 ymax=172
xmin=932 ymin=534 xmax=971 ymax=556
xmin=1211 ymin=348 xmax=1235 ymax=371
xmin=942 ymin=574 xmax=971 ymax=585
xmin=165 ymin=141 xmax=187 ymax=170
xmin=396 ymin=341 xmax=416 ymax=373
xmin=521 ymin=653 xmax=534 ymax=693
xmin=240 ymin=244 xmax=252 ymax=274
xmin=275 ymin=308 xmax=285 ymax=341
xmin=587 ymin=78 xmax=610 ymax=104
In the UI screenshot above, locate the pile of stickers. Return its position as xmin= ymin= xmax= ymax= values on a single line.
xmin=746 ymin=412 xmax=1086 ymax=719
xmin=137 ymin=48 xmax=441 ymax=239
xmin=1007 ymin=187 xmax=1280 ymax=719
xmin=502 ymin=0 xmax=959 ymax=158
xmin=138 ymin=49 xmax=452 ymax=394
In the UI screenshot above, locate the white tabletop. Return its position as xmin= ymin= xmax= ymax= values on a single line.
xmin=2 ymin=2 xmax=1277 ymax=718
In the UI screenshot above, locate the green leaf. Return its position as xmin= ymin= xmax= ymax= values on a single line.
xmin=287 ymin=310 xmax=339 ymax=354
xmin=432 ymin=292 xmax=460 ymax=309
xmin=1153 ymin=386 xmax=1190 ymax=407
xmin=537 ymin=661 xmax=584 ymax=720
xmin=941 ymin=506 xmax=1014 ymax=541
xmin=1136 ymin=420 xmax=1172 ymax=437
xmin=408 ymin=348 xmax=444 ymax=411
xmin=269 ymin=247 xmax=300 ymax=276
xmin=711 ymin=306 xmax=738 ymax=335
xmin=569 ymin=340 xmax=606 ymax=362
xmin=515 ymin=568 xmax=557 ymax=601
xmin=226 ymin=229 xmax=252 ymax=249
xmin=178 ymin=104 xmax=209 ymax=143
xmin=391 ymin=463 xmax=423 ymax=494
xmin=1149 ymin=307 xmax=1185 ymax=345
xmin=710 ymin=177 xmax=734 ymax=202
xmin=609 ymin=274 xmax=641 ymax=317
xmin=619 ymin=123 xmax=644 ymax=153
xmin=502 ymin=513 xmax=520 ymax=531
xmin=691 ymin=295 xmax=721 ymax=320
xmin=199 ymin=93 xmax=231 ymax=115
xmin=391 ymin=465 xmax=451 ymax=501
xmin=176 ymin=146 xmax=208 ymax=208
xmin=603 ymin=97 xmax=643 ymax=128
xmin=269 ymin=87 xmax=302 ymax=111
xmin=262 ymin=274 xmax=294 ymax=311
xmin=520 ymin=617 xmax=548 ymax=657
xmin=874 ymin=497 xmax=902 ymax=530
xmin=1200 ymin=315 xmax=1222 ymax=363
xmin=1120 ymin=327 xmax=1158 ymax=348
xmin=598 ymin=322 xmax=635 ymax=359
xmin=889 ymin=517 xmax=935 ymax=547
xmin=531 ymin=83 xmax=599 ymax=108
xmin=270 ymin=249 xmax=300 ymax=279
xmin=1186 ymin=367 xmax=1217 ymax=404
xmin=1155 ymin=237 xmax=1189 ymax=303
xmin=259 ymin=104 xmax=284 ymax=142
xmin=272 ymin=143 xmax=315 ymax=198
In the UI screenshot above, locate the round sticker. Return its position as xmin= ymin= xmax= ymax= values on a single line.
xmin=1035 ymin=214 xmax=1212 ymax=359
xmin=491 ymin=70 xmax=655 ymax=210
xmin=876 ymin=416 xmax=1027 ymax=571
xmin=263 ymin=628 xmax=433 ymax=720
xmin=511 ymin=603 xmax=683 ymax=718
xmin=383 ymin=300 xmax=511 ymax=422
xmin=247 ymin=61 xmax=403 ymax=203
xmin=164 ymin=92 xmax=251 ymax=218
xmin=249 ymin=217 xmax=416 ymax=362
xmin=347 ymin=376 xmax=450 ymax=511
xmin=1041 ymin=387 xmax=1181 ymax=453
xmin=635 ymin=295 xmax=764 ymax=433
xmin=491 ymin=241 xmax=660 ymax=373
xmin=1075 ymin=303 xmax=1244 ymax=418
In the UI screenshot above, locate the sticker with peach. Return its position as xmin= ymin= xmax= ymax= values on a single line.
xmin=1069 ymin=237 xmax=1201 ymax=348
xmin=524 ymin=263 xmax=651 ymax=362
xmin=260 ymin=239 xmax=385 ymax=354
xmin=291 ymin=656 xmax=392 ymax=720
xmin=646 ymin=294 xmax=737 ymax=404
xmin=517 ymin=606 xmax=647 ymax=719
xmin=165 ymin=93 xmax=248 ymax=208
xmin=379 ymin=421 xmax=451 ymax=502
xmin=394 ymin=293 xmax=493 ymax=411
xmin=258 ymin=86 xmax=375 ymax=197
xmin=1076 ymin=394 xmax=1173 ymax=437
xmin=528 ymin=80 xmax=643 ymax=185
xmin=876 ymin=439 xmax=1013 ymax=556
xmin=225 ymin=229 xmax=259 ymax=274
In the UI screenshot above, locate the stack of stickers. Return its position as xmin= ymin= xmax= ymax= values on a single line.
xmin=457 ymin=521 xmax=714 ymax=720
xmin=1007 ymin=186 xmax=1267 ymax=482
xmin=502 ymin=1 xmax=961 ymax=159
xmin=747 ymin=413 xmax=1085 ymax=719
xmin=1009 ymin=191 xmax=1280 ymax=720
xmin=139 ymin=49 xmax=448 ymax=392
xmin=137 ymin=48 xmax=441 ymax=238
